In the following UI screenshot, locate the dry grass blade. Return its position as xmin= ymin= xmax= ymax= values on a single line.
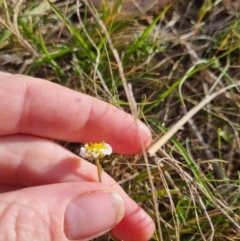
xmin=155 ymin=148 xmax=240 ymax=231
xmin=148 ymin=83 xmax=240 ymax=156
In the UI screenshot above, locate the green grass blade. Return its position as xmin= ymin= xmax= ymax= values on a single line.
xmin=46 ymin=0 xmax=96 ymax=62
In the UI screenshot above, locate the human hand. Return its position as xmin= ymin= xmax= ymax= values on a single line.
xmin=0 ymin=72 xmax=155 ymax=241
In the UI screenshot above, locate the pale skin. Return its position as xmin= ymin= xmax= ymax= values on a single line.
xmin=0 ymin=72 xmax=155 ymax=241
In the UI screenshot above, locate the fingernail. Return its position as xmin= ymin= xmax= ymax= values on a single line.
xmin=64 ymin=190 xmax=125 ymax=240
xmin=137 ymin=120 xmax=152 ymax=145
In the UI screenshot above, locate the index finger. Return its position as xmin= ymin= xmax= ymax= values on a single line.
xmin=0 ymin=72 xmax=151 ymax=154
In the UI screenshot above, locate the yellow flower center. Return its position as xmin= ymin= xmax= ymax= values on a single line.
xmin=85 ymin=142 xmax=107 ymax=153
xmin=80 ymin=141 xmax=112 ymax=160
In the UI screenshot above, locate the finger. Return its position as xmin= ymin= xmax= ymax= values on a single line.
xmin=0 ymin=72 xmax=151 ymax=154
xmin=0 ymin=182 xmax=125 ymax=241
xmin=0 ymin=134 xmax=155 ymax=241
xmin=0 ymin=134 xmax=92 ymax=186
xmin=0 ymin=184 xmax=25 ymax=193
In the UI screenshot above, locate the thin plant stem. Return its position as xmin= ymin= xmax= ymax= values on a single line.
xmin=96 ymin=159 xmax=102 ymax=183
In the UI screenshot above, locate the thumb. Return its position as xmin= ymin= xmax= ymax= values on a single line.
xmin=0 ymin=183 xmax=125 ymax=241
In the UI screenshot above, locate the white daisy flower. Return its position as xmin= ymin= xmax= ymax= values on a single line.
xmin=79 ymin=142 xmax=112 ymax=160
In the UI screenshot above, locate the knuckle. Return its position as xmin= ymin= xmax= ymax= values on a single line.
xmin=0 ymin=201 xmax=50 ymax=241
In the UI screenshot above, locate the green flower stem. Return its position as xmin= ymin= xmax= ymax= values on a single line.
xmin=95 ymin=159 xmax=102 ymax=183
